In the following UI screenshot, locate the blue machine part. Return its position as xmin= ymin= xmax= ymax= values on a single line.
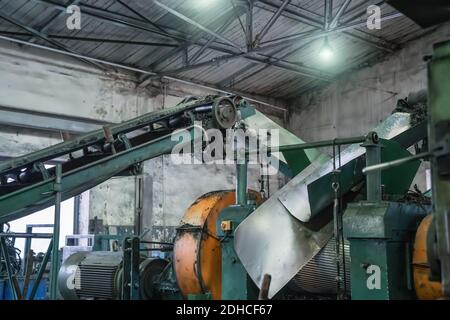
xmin=0 ymin=278 xmax=48 ymax=300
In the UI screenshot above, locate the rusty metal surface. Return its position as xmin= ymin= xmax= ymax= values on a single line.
xmin=173 ymin=189 xmax=262 ymax=299
xmin=413 ymin=215 xmax=443 ymax=300
xmin=174 ymin=190 xmax=235 ymax=300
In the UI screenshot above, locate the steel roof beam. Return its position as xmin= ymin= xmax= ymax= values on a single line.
xmin=230 ymin=0 xmax=247 ymax=39
xmin=189 ymin=13 xmax=238 ymax=64
xmin=153 ymin=0 xmax=244 ymax=52
xmin=245 ymin=0 xmax=254 ymax=50
xmin=255 ymin=0 xmax=399 ymax=53
xmin=116 ymin=0 xmax=177 ymax=41
xmin=29 ymin=0 xmax=80 ymax=43
xmin=0 ymin=31 xmax=179 ymax=47
xmin=254 ymin=0 xmax=291 ymax=47
xmin=0 ymin=12 xmax=106 ymax=71
xmin=221 ymin=39 xmax=318 ymax=87
xmin=258 ymin=12 xmax=402 ymax=52
xmin=150 ymin=49 xmax=333 ymax=82
xmin=329 ymin=0 xmax=351 ymax=29
xmin=29 ymin=0 xmax=395 ymax=80
xmin=30 ymin=0 xmax=196 ymax=46
xmin=138 ymin=8 xmax=245 ymax=87
xmin=324 ymin=0 xmax=332 ymax=30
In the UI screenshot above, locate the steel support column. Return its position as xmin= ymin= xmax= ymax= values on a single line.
xmin=29 ymin=240 xmax=53 ymax=300
xmin=363 ymin=134 xmax=382 ymax=202
xmin=236 ymin=161 xmax=248 ymax=206
xmin=49 ymin=164 xmax=62 ymax=300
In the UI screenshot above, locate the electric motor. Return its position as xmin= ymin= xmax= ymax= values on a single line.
xmin=58 ymin=251 xmax=168 ymax=300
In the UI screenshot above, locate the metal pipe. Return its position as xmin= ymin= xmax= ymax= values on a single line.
xmin=247 ymin=135 xmax=366 ymax=155
xmin=363 ymin=152 xmax=431 ymax=174
xmin=22 ymin=225 xmax=33 ymax=276
xmin=49 ymin=164 xmax=62 ymax=300
xmin=25 ymin=224 xmax=54 ymax=228
xmin=236 ymin=161 xmax=248 ymax=206
xmin=0 ymin=233 xmax=53 ymax=238
xmin=363 ymin=137 xmax=382 ymax=202
xmin=140 ymin=241 xmax=174 ymax=246
xmin=29 ymin=240 xmax=52 ymax=300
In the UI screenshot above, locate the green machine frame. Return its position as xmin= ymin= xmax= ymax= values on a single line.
xmin=216 ymin=162 xmax=259 ymax=300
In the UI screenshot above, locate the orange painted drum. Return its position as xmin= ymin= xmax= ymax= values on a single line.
xmin=173 ymin=190 xmax=262 ymax=300
xmin=413 ymin=214 xmax=443 ymax=300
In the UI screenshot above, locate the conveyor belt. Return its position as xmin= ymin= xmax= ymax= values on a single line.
xmin=0 ymin=96 xmax=241 ymax=223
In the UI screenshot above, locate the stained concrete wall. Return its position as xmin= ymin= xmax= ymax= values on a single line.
xmin=141 ymin=156 xmax=282 ymax=242
xmin=0 ymin=40 xmax=285 ymax=239
xmin=287 ymin=23 xmax=450 ymax=191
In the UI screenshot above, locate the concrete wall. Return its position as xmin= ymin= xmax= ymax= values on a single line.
xmin=141 ymin=156 xmax=282 ymax=242
xmin=0 ymin=40 xmax=285 ymax=240
xmin=287 ymin=23 xmax=450 ymax=191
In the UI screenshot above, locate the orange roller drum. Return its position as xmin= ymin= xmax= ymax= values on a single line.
xmin=413 ymin=214 xmax=443 ymax=300
xmin=173 ymin=190 xmax=262 ymax=300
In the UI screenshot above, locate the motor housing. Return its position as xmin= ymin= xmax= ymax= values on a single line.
xmin=58 ymin=251 xmax=168 ymax=300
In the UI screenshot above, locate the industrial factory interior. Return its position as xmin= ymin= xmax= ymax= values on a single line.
xmin=0 ymin=0 xmax=450 ymax=308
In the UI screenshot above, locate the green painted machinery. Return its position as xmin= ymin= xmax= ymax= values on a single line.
xmin=344 ymin=201 xmax=431 ymax=299
xmin=216 ymin=163 xmax=259 ymax=300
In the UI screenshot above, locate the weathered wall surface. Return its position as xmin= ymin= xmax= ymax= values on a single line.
xmin=287 ymin=23 xmax=450 ymax=191
xmin=141 ymin=156 xmax=282 ymax=241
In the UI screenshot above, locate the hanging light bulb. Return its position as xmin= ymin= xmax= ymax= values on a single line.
xmin=320 ymin=37 xmax=334 ymax=62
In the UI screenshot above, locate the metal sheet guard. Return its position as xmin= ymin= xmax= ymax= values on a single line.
xmin=234 ymin=113 xmax=412 ymax=298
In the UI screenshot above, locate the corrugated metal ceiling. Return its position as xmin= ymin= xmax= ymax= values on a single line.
xmin=0 ymin=0 xmax=431 ymax=101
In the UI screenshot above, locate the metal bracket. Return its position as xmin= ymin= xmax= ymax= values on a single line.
xmin=33 ymin=162 xmax=50 ymax=180
xmin=122 ymin=237 xmax=140 ymax=300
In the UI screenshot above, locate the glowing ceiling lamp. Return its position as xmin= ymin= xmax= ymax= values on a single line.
xmin=320 ymin=37 xmax=334 ymax=62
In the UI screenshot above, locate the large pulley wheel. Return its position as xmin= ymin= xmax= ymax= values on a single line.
xmin=139 ymin=258 xmax=169 ymax=300
xmin=212 ymin=97 xmax=238 ymax=129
